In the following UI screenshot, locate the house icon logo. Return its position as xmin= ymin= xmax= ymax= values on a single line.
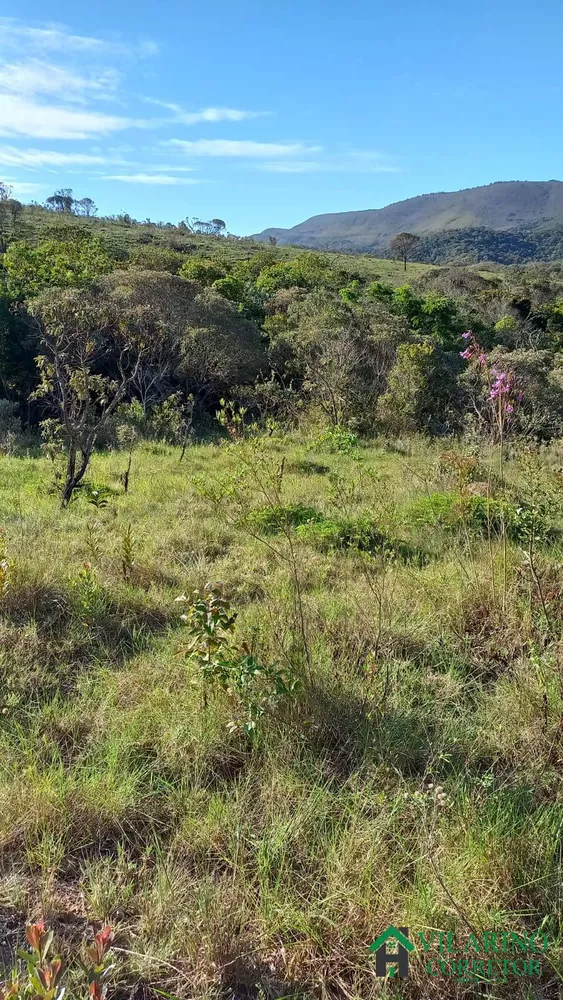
xmin=370 ymin=925 xmax=414 ymax=978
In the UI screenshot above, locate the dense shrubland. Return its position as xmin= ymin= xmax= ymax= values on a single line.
xmin=0 ymin=204 xmax=562 ymax=999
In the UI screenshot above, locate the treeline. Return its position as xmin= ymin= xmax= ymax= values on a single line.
xmin=2 ymin=218 xmax=563 ymax=501
xmin=399 ymin=222 xmax=563 ymax=266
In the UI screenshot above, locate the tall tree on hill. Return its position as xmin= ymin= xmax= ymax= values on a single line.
xmin=75 ymin=197 xmax=97 ymax=217
xmin=46 ymin=188 xmax=75 ymax=213
xmin=389 ymin=232 xmax=421 ymax=271
xmin=0 ymin=181 xmax=13 ymax=201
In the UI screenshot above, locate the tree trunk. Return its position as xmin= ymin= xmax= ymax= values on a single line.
xmin=61 ymin=444 xmax=92 ymax=506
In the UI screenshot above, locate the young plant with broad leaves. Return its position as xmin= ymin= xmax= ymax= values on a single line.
xmin=176 ymin=582 xmax=299 ymax=735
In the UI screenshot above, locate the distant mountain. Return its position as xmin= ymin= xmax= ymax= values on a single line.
xmin=252 ymin=181 xmax=563 ymax=262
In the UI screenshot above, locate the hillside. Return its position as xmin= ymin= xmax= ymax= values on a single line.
xmin=2 ymin=203 xmax=435 ymax=285
xmin=253 ymin=180 xmax=563 ymax=262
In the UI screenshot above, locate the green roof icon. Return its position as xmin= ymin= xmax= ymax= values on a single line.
xmin=369 ymin=925 xmax=414 ymax=953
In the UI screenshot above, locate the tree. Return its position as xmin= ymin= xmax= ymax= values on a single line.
xmin=0 ymin=181 xmax=13 ymax=201
xmin=0 ymin=198 xmax=23 ymax=251
xmin=29 ymin=283 xmax=159 ymax=505
xmin=75 ymin=197 xmax=97 ymax=217
xmin=179 ymin=289 xmax=266 ymax=403
xmin=389 ymin=232 xmax=421 ymax=271
xmin=210 ymin=218 xmax=226 ymax=236
xmin=0 ymin=292 xmax=40 ymax=405
xmin=377 ymin=341 xmax=461 ymax=433
xmin=45 ymin=189 xmax=75 ymax=214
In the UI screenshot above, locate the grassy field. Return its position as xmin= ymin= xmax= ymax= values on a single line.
xmin=14 ymin=206 xmax=435 ymax=286
xmin=0 ymin=431 xmax=562 ymax=998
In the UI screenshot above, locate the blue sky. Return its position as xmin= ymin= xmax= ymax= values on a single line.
xmin=1 ymin=0 xmax=563 ymax=234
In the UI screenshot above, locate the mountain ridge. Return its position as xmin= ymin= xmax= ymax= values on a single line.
xmin=252 ymin=180 xmax=563 ymax=261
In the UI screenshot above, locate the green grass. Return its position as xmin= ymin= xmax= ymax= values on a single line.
xmin=13 ymin=205 xmax=435 ymax=286
xmin=0 ymin=433 xmax=561 ymax=998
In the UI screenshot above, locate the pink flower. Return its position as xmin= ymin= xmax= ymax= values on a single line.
xmin=460 ymin=348 xmax=473 ymax=360
xmin=462 ymin=331 xmax=473 ymax=340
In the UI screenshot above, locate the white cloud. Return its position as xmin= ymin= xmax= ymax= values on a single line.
xmin=0 ymin=95 xmax=144 ymax=139
xmin=260 ymin=160 xmax=401 ymax=174
xmin=103 ymin=172 xmax=199 ymax=185
xmin=168 ymin=139 xmax=321 ymax=157
xmin=0 ymin=18 xmax=159 ymax=58
xmin=145 ymin=164 xmax=198 ymax=172
xmin=146 ymin=100 xmax=268 ymax=125
xmin=2 ymin=178 xmax=44 ymax=195
xmin=0 ymin=146 xmax=110 ymax=168
xmin=0 ymin=60 xmax=120 ymax=102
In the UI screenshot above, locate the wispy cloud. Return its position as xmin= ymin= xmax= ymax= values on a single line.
xmin=0 ymin=146 xmax=111 ymax=168
xmin=0 ymin=95 xmax=144 ymax=140
xmin=0 ymin=18 xmax=159 ymax=58
xmin=260 ymin=160 xmax=401 ymax=174
xmin=103 ymin=172 xmax=199 ymax=185
xmin=0 ymin=60 xmax=120 ymax=102
xmin=3 ymin=178 xmax=44 ymax=195
xmin=146 ymin=100 xmax=268 ymax=126
xmin=168 ymin=139 xmax=321 ymax=157
xmin=0 ymin=21 xmax=156 ymax=141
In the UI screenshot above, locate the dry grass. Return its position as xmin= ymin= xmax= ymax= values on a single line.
xmin=0 ymin=432 xmax=561 ymax=998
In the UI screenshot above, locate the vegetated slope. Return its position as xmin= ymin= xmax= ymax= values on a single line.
xmin=8 ymin=204 xmax=435 ymax=284
xmin=252 ymin=180 xmax=563 ymax=262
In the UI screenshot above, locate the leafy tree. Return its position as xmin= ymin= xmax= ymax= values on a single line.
xmin=0 ymin=292 xmax=40 ymax=402
xmin=179 ymin=289 xmax=266 ymax=402
xmin=75 ymin=197 xmax=97 ymax=217
xmin=0 ymin=181 xmax=13 ymax=201
xmin=277 ymin=289 xmax=407 ymax=428
xmin=45 ymin=188 xmax=75 ymax=213
xmin=0 ymin=198 xmax=24 ymax=251
xmin=3 ymin=238 xmax=112 ymax=299
xmin=179 ymin=257 xmax=227 ymax=285
xmin=389 ymin=231 xmax=421 ymax=270
xmin=29 ymin=282 xmax=164 ymax=505
xmin=377 ymin=341 xmax=461 ymax=433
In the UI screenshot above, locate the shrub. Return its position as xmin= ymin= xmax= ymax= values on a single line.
xmin=3 ymin=238 xmax=112 ymax=299
xmin=314 ymin=425 xmax=359 ymax=454
xmin=377 ymin=341 xmax=462 ymax=434
xmin=247 ymin=503 xmax=324 ymax=535
xmin=179 ymin=257 xmax=227 ymax=285
xmin=0 ymin=398 xmax=21 ymax=454
xmin=176 ymin=582 xmax=299 ymax=734
xmin=296 ymin=514 xmax=425 ymax=563
xmin=408 ymin=490 xmax=553 ymax=543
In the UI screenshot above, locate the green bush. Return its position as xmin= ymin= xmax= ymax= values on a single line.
xmin=179 ymin=257 xmax=227 ymax=285
xmin=247 ymin=503 xmax=324 ymax=535
xmin=408 ymin=490 xmax=553 ymax=542
xmin=296 ymin=514 xmax=425 ymax=563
